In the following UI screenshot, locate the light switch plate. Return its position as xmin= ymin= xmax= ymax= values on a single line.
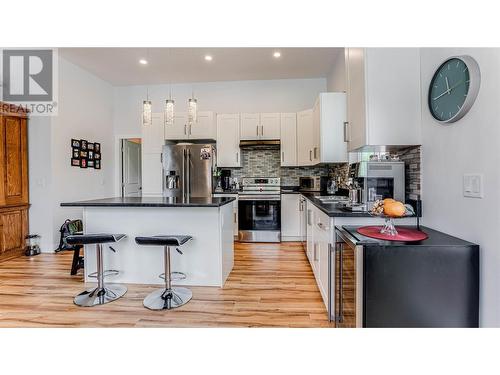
xmin=463 ymin=174 xmax=483 ymax=198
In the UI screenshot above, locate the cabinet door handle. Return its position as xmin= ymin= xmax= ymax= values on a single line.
xmin=261 ymin=125 xmax=264 ymax=136
xmin=307 ymin=209 xmax=311 ymax=225
xmin=234 ymin=212 xmax=237 ymax=223
xmin=314 ymin=147 xmax=318 ymax=159
xmin=314 ymin=243 xmax=318 ymax=261
xmin=256 ymin=125 xmax=259 ymax=136
xmin=189 ymin=124 xmax=192 ymax=135
xmin=309 ymin=150 xmax=312 ymax=161
xmin=281 ymin=151 xmax=284 ymax=162
xmin=236 ymin=152 xmax=239 ymax=163
xmin=343 ymin=122 xmax=349 ymax=142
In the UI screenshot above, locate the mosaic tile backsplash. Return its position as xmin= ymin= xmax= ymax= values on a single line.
xmin=221 ymin=145 xmax=421 ymax=202
xmin=222 ymin=146 xmax=343 ymax=186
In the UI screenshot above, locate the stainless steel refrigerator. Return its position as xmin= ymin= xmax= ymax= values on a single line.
xmin=162 ymin=143 xmax=216 ymax=199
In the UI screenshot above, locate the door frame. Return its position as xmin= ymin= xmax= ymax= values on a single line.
xmin=114 ymin=134 xmax=141 ymax=197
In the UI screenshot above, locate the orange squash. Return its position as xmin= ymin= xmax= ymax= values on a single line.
xmin=383 ymin=201 xmax=406 ymax=217
xmin=383 ymin=198 xmax=396 ymax=204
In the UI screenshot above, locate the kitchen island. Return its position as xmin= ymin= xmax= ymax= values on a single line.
xmin=61 ymin=196 xmax=235 ymax=287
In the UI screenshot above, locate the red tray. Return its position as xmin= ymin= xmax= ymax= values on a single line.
xmin=357 ymin=226 xmax=428 ymax=242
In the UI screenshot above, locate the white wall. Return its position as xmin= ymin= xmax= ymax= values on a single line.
xmin=29 ymin=57 xmax=115 ymax=251
xmin=420 ymin=48 xmax=500 ymax=327
xmin=113 ymin=78 xmax=327 ymax=135
xmin=326 ymin=50 xmax=346 ymax=92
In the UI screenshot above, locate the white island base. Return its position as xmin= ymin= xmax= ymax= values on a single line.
xmin=82 ymin=203 xmax=234 ymax=287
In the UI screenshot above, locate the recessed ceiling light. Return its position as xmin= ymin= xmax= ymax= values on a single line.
xmin=273 ymin=51 xmax=281 ymax=58
xmin=139 ymin=59 xmax=148 ymax=65
xmin=204 ymin=55 xmax=213 ymax=61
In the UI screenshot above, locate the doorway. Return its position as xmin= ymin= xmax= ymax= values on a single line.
xmin=120 ymin=138 xmax=142 ymax=197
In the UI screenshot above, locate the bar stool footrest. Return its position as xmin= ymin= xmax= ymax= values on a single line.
xmin=88 ymin=269 xmax=120 ymax=278
xmin=159 ymin=271 xmax=186 ymax=281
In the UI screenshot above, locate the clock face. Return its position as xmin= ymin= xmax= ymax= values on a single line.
xmin=428 ymin=58 xmax=471 ymax=122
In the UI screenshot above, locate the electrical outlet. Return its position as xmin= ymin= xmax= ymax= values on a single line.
xmin=463 ymin=174 xmax=483 ymax=198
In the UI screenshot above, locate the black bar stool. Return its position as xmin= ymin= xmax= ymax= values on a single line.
xmin=66 ymin=233 xmax=127 ymax=307
xmin=135 ymin=235 xmax=192 ymax=310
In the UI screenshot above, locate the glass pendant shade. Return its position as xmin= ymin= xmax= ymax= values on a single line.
xmin=188 ymin=98 xmax=198 ymax=124
xmin=165 ymin=99 xmax=175 ymax=126
xmin=142 ymin=100 xmax=152 ymax=126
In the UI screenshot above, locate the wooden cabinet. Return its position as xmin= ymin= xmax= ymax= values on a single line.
xmin=240 ymin=113 xmax=280 ymax=140
xmin=0 ymin=206 xmax=28 ymax=260
xmin=142 ymin=113 xmax=164 ymax=196
xmin=0 ymin=103 xmax=29 ymax=262
xmin=312 ymin=93 xmax=348 ymax=164
xmin=281 ymin=194 xmax=304 ymax=240
xmin=345 ymin=48 xmax=421 ymax=151
xmin=279 ymin=113 xmax=297 ymax=166
xmin=296 ymin=109 xmax=314 ymax=166
xmin=216 ymin=114 xmax=241 ymax=167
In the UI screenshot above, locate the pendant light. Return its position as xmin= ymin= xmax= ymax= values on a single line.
xmin=164 ymin=48 xmax=175 ymax=126
xmin=142 ymin=49 xmax=152 ymax=126
xmin=142 ymin=88 xmax=152 ymax=126
xmin=188 ymin=90 xmax=198 ymax=125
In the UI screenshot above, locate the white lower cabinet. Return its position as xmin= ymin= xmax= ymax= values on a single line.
xmin=304 ymin=196 xmax=333 ymax=309
xmin=281 ymin=194 xmax=305 ymax=241
xmin=213 ymin=193 xmax=238 ymax=237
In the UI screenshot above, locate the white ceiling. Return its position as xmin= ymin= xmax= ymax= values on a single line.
xmin=59 ymin=48 xmax=342 ymax=86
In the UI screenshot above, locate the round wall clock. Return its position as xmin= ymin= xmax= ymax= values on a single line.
xmin=428 ymin=55 xmax=481 ymax=124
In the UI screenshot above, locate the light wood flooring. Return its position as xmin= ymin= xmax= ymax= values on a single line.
xmin=0 ymin=242 xmax=333 ymax=327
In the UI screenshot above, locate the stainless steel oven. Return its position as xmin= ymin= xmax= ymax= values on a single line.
xmin=238 ymin=178 xmax=281 ymax=243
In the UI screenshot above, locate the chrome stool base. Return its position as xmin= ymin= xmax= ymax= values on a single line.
xmin=74 ymin=284 xmax=127 ymax=307
xmin=143 ymin=287 xmax=192 ymax=310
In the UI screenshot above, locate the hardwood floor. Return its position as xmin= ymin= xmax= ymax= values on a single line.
xmin=0 ymin=242 xmax=333 ymax=327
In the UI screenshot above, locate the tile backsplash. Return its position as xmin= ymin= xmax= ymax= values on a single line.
xmin=222 ymin=146 xmax=339 ymax=186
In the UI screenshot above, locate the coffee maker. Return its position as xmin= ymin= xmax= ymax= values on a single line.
xmin=349 ymin=161 xmax=405 ymax=205
xmin=220 ymin=169 xmax=231 ymax=191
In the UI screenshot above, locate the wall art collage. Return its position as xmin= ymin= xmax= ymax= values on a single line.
xmin=71 ymin=139 xmax=101 ymax=169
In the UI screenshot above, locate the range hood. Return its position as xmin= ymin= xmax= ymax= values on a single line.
xmin=239 ymin=139 xmax=280 ymax=147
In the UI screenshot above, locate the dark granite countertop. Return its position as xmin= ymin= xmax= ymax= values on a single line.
xmin=61 ymin=196 xmax=236 ymax=208
xmin=212 ymin=190 xmax=240 ymax=195
xmin=340 ymin=225 xmax=478 ymax=247
xmin=300 ymin=192 xmax=373 ymax=217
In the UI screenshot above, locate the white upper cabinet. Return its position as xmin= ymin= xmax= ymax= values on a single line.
xmin=240 ymin=113 xmax=260 ymax=140
xmin=165 ymin=112 xmax=188 ymax=140
xmin=190 ymin=111 xmax=216 ymax=139
xmin=165 ymin=111 xmax=216 ymax=140
xmin=142 ymin=113 xmax=165 ymax=154
xmin=313 ymin=92 xmax=348 ymax=164
xmin=259 ymin=113 xmax=281 ymax=139
xmin=240 ymin=113 xmax=280 ymax=140
xmin=297 ymin=109 xmax=314 ymax=166
xmin=280 ymin=113 xmax=297 ymax=166
xmin=345 ymin=48 xmax=422 ymax=151
xmin=216 ymin=114 xmax=241 ymax=167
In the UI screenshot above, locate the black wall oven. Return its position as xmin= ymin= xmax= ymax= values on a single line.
xmin=238 ymin=196 xmax=281 ymax=242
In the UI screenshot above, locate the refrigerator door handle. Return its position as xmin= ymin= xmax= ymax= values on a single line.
xmin=182 ymin=149 xmax=186 ymax=199
xmin=187 ymin=149 xmax=191 ymax=198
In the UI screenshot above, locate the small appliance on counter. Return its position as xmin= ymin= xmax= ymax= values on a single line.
xmin=349 ymin=161 xmax=405 ymax=206
xmin=25 ymin=234 xmax=41 ymax=256
xmin=299 ymin=176 xmax=328 ymax=192
xmin=220 ymin=169 xmax=232 ymax=191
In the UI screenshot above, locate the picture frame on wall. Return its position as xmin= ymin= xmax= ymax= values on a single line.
xmin=88 ymin=150 xmax=94 ymax=160
xmin=87 ymin=160 xmax=95 ymax=168
xmin=80 ymin=158 xmax=88 ymax=168
xmin=94 ymin=160 xmax=101 ymax=169
xmin=88 ymin=143 xmax=94 ymax=151
xmin=72 ymin=148 xmax=80 ymax=158
xmin=94 ymin=152 xmax=100 ymax=160
xmin=71 ymin=139 xmax=80 ymax=148
xmin=71 ymin=158 xmax=80 ymax=167
xmin=80 ymin=140 xmax=88 ymax=150
xmin=80 ymin=150 xmax=88 ymax=158
xmin=94 ymin=143 xmax=100 ymax=153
